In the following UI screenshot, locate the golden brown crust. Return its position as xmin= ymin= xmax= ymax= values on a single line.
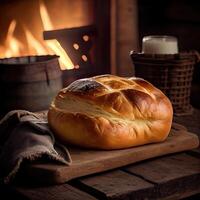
xmin=48 ymin=74 xmax=173 ymax=149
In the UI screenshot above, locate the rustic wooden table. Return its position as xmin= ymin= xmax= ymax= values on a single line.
xmin=0 ymin=109 xmax=200 ymax=200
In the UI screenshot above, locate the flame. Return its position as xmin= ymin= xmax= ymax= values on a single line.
xmin=46 ymin=40 xmax=74 ymax=69
xmin=40 ymin=0 xmax=74 ymax=69
xmin=0 ymin=0 xmax=74 ymax=70
xmin=39 ymin=0 xmax=53 ymax=30
xmin=0 ymin=20 xmax=25 ymax=58
xmin=24 ymin=27 xmax=47 ymax=55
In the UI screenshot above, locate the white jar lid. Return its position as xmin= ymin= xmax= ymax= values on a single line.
xmin=142 ymin=35 xmax=178 ymax=54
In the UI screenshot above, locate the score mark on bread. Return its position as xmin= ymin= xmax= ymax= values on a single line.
xmin=48 ymin=74 xmax=173 ymax=150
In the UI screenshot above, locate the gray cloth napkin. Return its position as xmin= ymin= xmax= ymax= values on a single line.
xmin=0 ymin=110 xmax=72 ymax=184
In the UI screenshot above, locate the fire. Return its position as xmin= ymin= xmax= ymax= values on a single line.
xmin=0 ymin=20 xmax=25 ymax=58
xmin=24 ymin=27 xmax=48 ymax=55
xmin=39 ymin=0 xmax=74 ymax=69
xmin=0 ymin=0 xmax=74 ymax=70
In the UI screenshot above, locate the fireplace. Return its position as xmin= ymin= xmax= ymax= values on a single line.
xmin=0 ymin=0 xmax=139 ymax=113
xmin=0 ymin=0 xmax=139 ymax=82
xmin=0 ymin=0 xmax=110 ymax=84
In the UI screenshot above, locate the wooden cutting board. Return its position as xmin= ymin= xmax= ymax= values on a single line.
xmin=24 ymin=123 xmax=199 ymax=184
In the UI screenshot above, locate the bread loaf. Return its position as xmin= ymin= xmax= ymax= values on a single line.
xmin=48 ymin=74 xmax=173 ymax=149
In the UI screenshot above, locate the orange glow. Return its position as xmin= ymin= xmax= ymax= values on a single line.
xmin=73 ymin=43 xmax=79 ymax=50
xmin=39 ymin=0 xmax=74 ymax=69
xmin=83 ymin=35 xmax=89 ymax=42
xmin=82 ymin=55 xmax=88 ymax=62
xmin=0 ymin=20 xmax=25 ymax=58
xmin=74 ymin=65 xmax=80 ymax=69
xmin=0 ymin=0 xmax=74 ymax=70
xmin=24 ymin=27 xmax=47 ymax=55
xmin=46 ymin=40 xmax=74 ymax=70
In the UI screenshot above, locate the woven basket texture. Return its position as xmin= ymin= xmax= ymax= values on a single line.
xmin=130 ymin=51 xmax=200 ymax=115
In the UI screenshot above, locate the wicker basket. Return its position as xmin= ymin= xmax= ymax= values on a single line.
xmin=130 ymin=51 xmax=200 ymax=116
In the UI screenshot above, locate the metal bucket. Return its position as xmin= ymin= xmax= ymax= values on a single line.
xmin=0 ymin=55 xmax=62 ymax=116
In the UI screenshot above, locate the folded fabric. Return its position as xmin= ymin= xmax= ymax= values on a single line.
xmin=0 ymin=110 xmax=72 ymax=184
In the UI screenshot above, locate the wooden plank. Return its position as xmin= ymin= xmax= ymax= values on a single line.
xmin=159 ymin=191 xmax=200 ymax=200
xmin=72 ymin=170 xmax=154 ymax=200
xmin=13 ymin=184 xmax=97 ymax=200
xmin=124 ymin=153 xmax=200 ymax=199
xmin=173 ymin=108 xmax=200 ymax=137
xmin=187 ymin=148 xmax=200 ymax=159
xmin=24 ymin=123 xmax=199 ymax=184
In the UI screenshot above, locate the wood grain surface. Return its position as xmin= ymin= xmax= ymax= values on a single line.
xmin=124 ymin=153 xmax=200 ymax=199
xmin=23 ymin=123 xmax=199 ymax=184
xmin=14 ymin=184 xmax=97 ymax=200
xmin=73 ymin=153 xmax=200 ymax=200
xmin=73 ymin=170 xmax=154 ymax=200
